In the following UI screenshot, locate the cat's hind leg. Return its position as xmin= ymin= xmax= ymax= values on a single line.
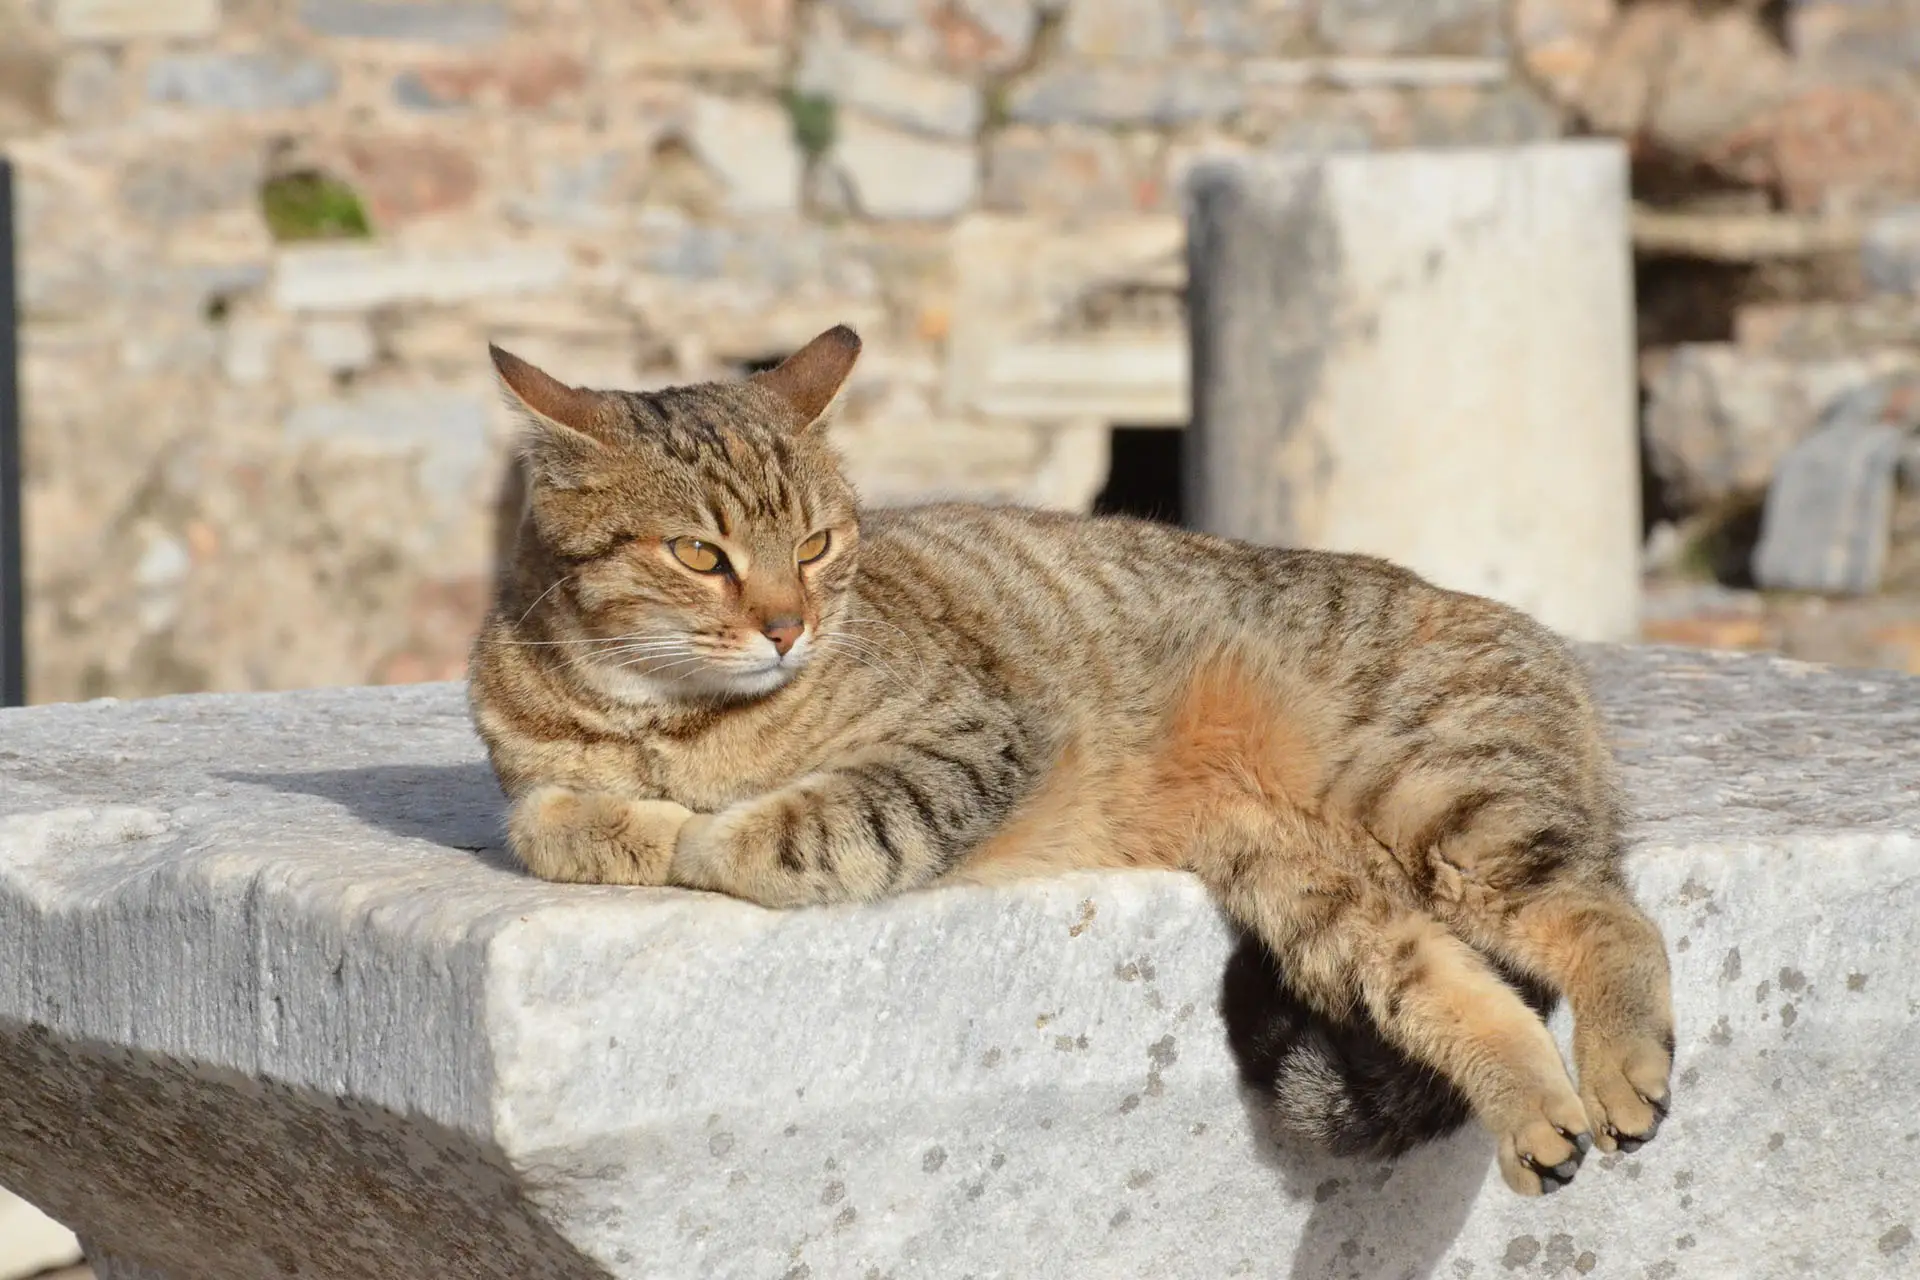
xmin=1196 ymin=812 xmax=1594 ymax=1196
xmin=1484 ymin=874 xmax=1675 ymax=1154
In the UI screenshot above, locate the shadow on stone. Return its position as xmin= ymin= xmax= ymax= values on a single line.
xmin=219 ymin=763 xmax=516 ymax=871
xmin=0 ymin=1024 xmax=606 ymax=1280
xmin=1216 ymin=927 xmax=1492 ymax=1278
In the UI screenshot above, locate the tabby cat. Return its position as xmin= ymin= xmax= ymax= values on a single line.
xmin=468 ymin=325 xmax=1674 ymax=1196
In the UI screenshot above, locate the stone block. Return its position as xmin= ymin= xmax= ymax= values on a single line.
xmin=1185 ymin=142 xmax=1641 ymax=643
xmin=297 ymin=0 xmax=508 ymax=43
xmin=681 ymin=95 xmax=801 ymax=215
xmin=146 ymin=54 xmax=338 ymax=112
xmin=272 ymin=244 xmax=571 ymax=312
xmin=53 ymin=0 xmax=219 ymax=41
xmin=1059 ymin=0 xmax=1178 ymax=61
xmin=2 ymin=648 xmax=1918 ymax=1277
xmin=1863 ymin=205 xmax=1920 ymax=298
xmin=826 ymin=115 xmax=978 ymax=220
xmin=1316 ymin=0 xmax=1505 ymax=56
xmin=983 ymin=128 xmax=1150 ymax=215
xmin=945 ymin=213 xmax=1188 ymax=426
xmin=300 ymin=319 xmax=377 ymax=373
xmin=341 ymin=136 xmax=482 ymax=224
xmin=283 ymin=389 xmax=492 ymax=503
xmin=823 ymin=0 xmax=1039 ymax=70
xmin=1006 ymin=65 xmax=1243 ymax=127
xmin=795 ymin=33 xmax=982 ymax=139
xmin=117 ymin=149 xmax=264 ymax=228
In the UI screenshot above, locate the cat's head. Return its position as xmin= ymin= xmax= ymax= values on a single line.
xmin=491 ymin=324 xmax=864 ymax=704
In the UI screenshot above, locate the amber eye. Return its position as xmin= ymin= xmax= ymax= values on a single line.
xmin=668 ymin=538 xmax=729 ymax=575
xmin=797 ymin=531 xmax=831 ymax=564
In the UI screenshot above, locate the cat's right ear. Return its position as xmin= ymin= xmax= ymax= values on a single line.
xmin=490 ymin=344 xmax=611 ymax=489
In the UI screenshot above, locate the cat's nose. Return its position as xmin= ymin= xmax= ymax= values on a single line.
xmin=761 ymin=617 xmax=804 ymax=657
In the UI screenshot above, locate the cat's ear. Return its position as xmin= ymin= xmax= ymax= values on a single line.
xmin=490 ymin=344 xmax=616 ymax=488
xmin=750 ymin=324 xmax=862 ymax=433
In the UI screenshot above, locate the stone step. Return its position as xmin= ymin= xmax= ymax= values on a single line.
xmin=2 ymin=651 xmax=1916 ymax=1277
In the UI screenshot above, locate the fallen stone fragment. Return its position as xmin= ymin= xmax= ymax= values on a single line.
xmin=1753 ymin=373 xmax=1920 ymax=595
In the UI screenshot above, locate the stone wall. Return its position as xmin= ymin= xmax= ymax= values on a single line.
xmin=2 ymin=0 xmax=1918 ymax=702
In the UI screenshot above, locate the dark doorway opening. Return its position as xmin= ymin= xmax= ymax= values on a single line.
xmin=1093 ymin=426 xmax=1184 ymax=526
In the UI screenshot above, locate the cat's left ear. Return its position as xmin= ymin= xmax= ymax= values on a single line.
xmin=750 ymin=324 xmax=862 ymax=433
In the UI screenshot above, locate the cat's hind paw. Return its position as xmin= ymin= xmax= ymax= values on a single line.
xmin=1579 ymin=1029 xmax=1673 ymax=1154
xmin=1495 ymin=1087 xmax=1593 ymax=1196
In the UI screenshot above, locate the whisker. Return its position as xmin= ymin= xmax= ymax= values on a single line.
xmin=814 ymin=637 xmax=915 ymax=695
xmin=821 ymin=628 xmax=928 ymax=685
xmin=513 ymin=574 xmax=572 ymax=627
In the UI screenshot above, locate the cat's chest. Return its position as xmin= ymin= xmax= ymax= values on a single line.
xmin=644 ymin=727 xmax=833 ymax=812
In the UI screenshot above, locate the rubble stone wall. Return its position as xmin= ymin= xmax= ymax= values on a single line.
xmin=2 ymin=0 xmax=1917 ymax=701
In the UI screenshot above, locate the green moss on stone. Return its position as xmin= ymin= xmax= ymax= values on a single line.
xmin=260 ymin=171 xmax=372 ymax=243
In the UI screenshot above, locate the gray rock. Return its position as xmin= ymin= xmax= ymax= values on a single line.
xmin=795 ymin=36 xmax=982 ymax=140
xmin=1317 ymin=0 xmax=1506 ymax=55
xmin=1642 ymin=344 xmax=1920 ymax=512
xmin=827 ymin=115 xmax=979 ymax=219
xmin=2 ymin=647 xmax=1918 ymax=1278
xmin=283 ymin=391 xmax=491 ymax=503
xmin=1059 ymin=0 xmax=1178 ymax=61
xmin=117 ymin=151 xmax=263 ymax=227
xmin=1862 ymin=204 xmax=1920 ymax=298
xmin=1007 ymin=65 xmax=1244 ymax=127
xmin=1753 ymin=372 xmax=1920 ymax=594
xmin=146 ymin=53 xmax=338 ymax=111
xmin=296 ymin=0 xmax=508 ymax=43
xmin=1751 ymin=422 xmax=1905 ymax=595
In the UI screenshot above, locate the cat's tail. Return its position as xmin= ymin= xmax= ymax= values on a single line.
xmin=1219 ymin=931 xmax=1560 ymax=1158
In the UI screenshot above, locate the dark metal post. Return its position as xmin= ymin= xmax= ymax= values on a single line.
xmin=1 ymin=157 xmax=23 ymax=706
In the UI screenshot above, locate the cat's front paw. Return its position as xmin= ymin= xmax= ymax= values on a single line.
xmin=508 ymin=785 xmax=696 ymax=886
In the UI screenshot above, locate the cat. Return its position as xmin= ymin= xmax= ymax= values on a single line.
xmin=467 ymin=324 xmax=1674 ymax=1197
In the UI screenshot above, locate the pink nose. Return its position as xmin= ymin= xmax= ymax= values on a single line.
xmin=762 ymin=618 xmax=803 ymax=657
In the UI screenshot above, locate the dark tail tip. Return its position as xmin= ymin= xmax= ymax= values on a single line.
xmin=1219 ymin=931 xmax=1558 ymax=1159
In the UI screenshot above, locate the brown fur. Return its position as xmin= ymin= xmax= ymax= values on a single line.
xmin=468 ymin=326 xmax=1675 ymax=1196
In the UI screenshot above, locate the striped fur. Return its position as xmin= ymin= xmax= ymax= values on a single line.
xmin=468 ymin=327 xmax=1675 ymax=1196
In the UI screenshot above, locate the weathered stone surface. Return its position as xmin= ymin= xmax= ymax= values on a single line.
xmin=284 ymin=390 xmax=492 ymax=503
xmin=680 ymin=95 xmax=802 ymax=215
xmin=1863 ymin=205 xmax=1920 ymax=298
xmin=827 ymin=115 xmax=978 ymax=220
xmin=795 ymin=33 xmax=981 ymax=138
xmin=1512 ymin=0 xmax=1614 ymax=103
xmin=1316 ymin=0 xmax=1505 ymax=57
xmin=1006 ymin=65 xmax=1244 ymax=126
xmin=2 ymin=648 xmax=1917 ymax=1278
xmin=1187 ymin=143 xmax=1642 ymax=644
xmin=297 ymin=0 xmax=510 ymax=44
xmin=341 ymin=136 xmax=482 ymax=224
xmin=53 ymin=0 xmax=219 ymax=41
xmin=391 ymin=51 xmax=587 ymax=112
xmin=983 ymin=128 xmax=1150 ymax=214
xmin=146 ymin=54 xmax=339 ymax=112
xmin=271 ymin=244 xmax=571 ymax=311
xmin=1710 ymin=83 xmax=1920 ymax=212
xmin=1060 ymin=0 xmax=1178 ymax=61
xmin=117 ymin=149 xmax=265 ymax=227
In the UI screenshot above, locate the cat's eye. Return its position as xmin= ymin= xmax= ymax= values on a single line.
xmin=797 ymin=531 xmax=831 ymax=564
xmin=668 ymin=538 xmax=729 ymax=575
